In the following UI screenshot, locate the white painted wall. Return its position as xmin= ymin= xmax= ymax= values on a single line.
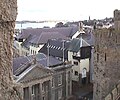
xmin=72 ymin=58 xmax=89 ymax=81
xmin=68 ymin=51 xmax=73 ymax=61
xmin=72 ymin=30 xmax=85 ymax=39
xmin=72 ymin=61 xmax=80 ymax=81
xmin=79 ymin=58 xmax=89 ymax=73
xmin=29 ymin=44 xmax=44 ymax=55
xmin=72 ymin=31 xmax=80 ymax=39
xmin=14 ymin=40 xmax=45 ymax=56
xmin=21 ymin=47 xmax=29 ymax=56
xmin=68 ymin=51 xmax=90 ymax=81
xmin=14 ymin=40 xmax=22 ymax=56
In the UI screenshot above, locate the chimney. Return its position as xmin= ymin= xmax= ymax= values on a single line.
xmin=79 ymin=22 xmax=84 ymax=31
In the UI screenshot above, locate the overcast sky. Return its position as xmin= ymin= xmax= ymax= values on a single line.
xmin=17 ymin=0 xmax=120 ymax=21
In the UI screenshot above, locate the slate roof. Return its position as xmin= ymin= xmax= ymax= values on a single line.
xmin=68 ymin=32 xmax=95 ymax=52
xmin=13 ymin=56 xmax=30 ymax=73
xmin=16 ymin=27 xmax=78 ymax=40
xmin=68 ymin=38 xmax=90 ymax=52
xmin=29 ymin=32 xmax=67 ymax=44
xmin=39 ymin=39 xmax=71 ymax=59
xmin=13 ymin=53 xmax=62 ymax=75
xmin=16 ymin=64 xmax=53 ymax=83
xmin=21 ymin=34 xmax=33 ymax=48
xmin=15 ymin=27 xmax=77 ymax=49
xmin=39 ymin=32 xmax=95 ymax=58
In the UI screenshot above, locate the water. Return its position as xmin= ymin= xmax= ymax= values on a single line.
xmin=15 ymin=22 xmax=57 ymax=29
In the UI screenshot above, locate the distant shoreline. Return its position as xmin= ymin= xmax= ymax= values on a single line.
xmin=15 ymin=22 xmax=57 ymax=29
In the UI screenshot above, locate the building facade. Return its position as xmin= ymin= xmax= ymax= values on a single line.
xmin=68 ymin=40 xmax=91 ymax=84
xmin=68 ymin=23 xmax=94 ymax=84
xmin=13 ymin=54 xmax=72 ymax=100
xmin=39 ymin=23 xmax=95 ymax=85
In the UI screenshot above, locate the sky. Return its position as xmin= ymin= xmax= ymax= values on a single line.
xmin=17 ymin=0 xmax=120 ymax=21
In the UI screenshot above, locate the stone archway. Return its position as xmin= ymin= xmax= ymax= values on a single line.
xmin=0 ymin=0 xmax=21 ymax=100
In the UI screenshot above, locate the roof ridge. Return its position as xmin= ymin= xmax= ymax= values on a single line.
xmin=81 ymin=38 xmax=90 ymax=46
xmin=36 ymin=33 xmax=42 ymax=45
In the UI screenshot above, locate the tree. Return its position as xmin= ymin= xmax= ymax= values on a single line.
xmin=55 ymin=22 xmax=64 ymax=27
xmin=0 ymin=0 xmax=21 ymax=100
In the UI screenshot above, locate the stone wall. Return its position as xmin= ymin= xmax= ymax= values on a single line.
xmin=114 ymin=9 xmax=120 ymax=31
xmin=105 ymin=82 xmax=120 ymax=100
xmin=93 ymin=29 xmax=120 ymax=100
xmin=0 ymin=0 xmax=21 ymax=100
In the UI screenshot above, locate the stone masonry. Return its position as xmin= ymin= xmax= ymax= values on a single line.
xmin=114 ymin=9 xmax=120 ymax=31
xmin=0 ymin=0 xmax=21 ymax=100
xmin=93 ymin=29 xmax=120 ymax=100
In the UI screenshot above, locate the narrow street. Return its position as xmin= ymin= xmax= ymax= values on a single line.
xmin=70 ymin=82 xmax=93 ymax=100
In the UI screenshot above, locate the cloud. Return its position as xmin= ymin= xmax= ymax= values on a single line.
xmin=17 ymin=0 xmax=120 ymax=21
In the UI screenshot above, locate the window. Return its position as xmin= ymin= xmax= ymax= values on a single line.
xmin=42 ymin=83 xmax=44 ymax=92
xmin=68 ymin=71 xmax=71 ymax=83
xmin=82 ymin=68 xmax=87 ymax=78
xmin=71 ymin=69 xmax=73 ymax=73
xmin=74 ymin=61 xmax=78 ymax=65
xmin=31 ymin=84 xmax=40 ymax=100
xmin=33 ymin=50 xmax=34 ymax=54
xmin=58 ymin=75 xmax=62 ymax=85
xmin=26 ymin=52 xmax=27 ymax=56
xmin=52 ymin=78 xmax=54 ymax=88
xmin=58 ymin=89 xmax=62 ymax=100
xmin=105 ymin=53 xmax=107 ymax=61
xmin=42 ymin=81 xmax=49 ymax=92
xmin=23 ymin=87 xmax=29 ymax=100
xmin=31 ymin=86 xmax=34 ymax=95
xmin=68 ymin=85 xmax=70 ymax=96
xmin=97 ymin=53 xmax=99 ymax=62
xmin=75 ymin=71 xmax=78 ymax=76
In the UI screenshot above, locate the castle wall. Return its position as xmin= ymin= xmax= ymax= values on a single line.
xmin=93 ymin=29 xmax=120 ymax=100
xmin=0 ymin=0 xmax=21 ymax=100
xmin=114 ymin=9 xmax=120 ymax=31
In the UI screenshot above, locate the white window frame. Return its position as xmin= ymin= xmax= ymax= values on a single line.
xmin=58 ymin=75 xmax=62 ymax=85
xmin=52 ymin=78 xmax=54 ymax=88
xmin=31 ymin=85 xmax=35 ymax=96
